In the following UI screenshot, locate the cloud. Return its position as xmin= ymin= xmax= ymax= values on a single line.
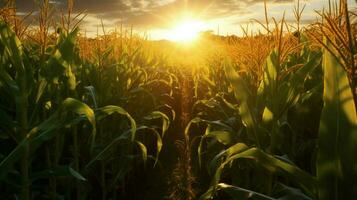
xmin=10 ymin=0 xmax=352 ymax=38
xmin=10 ymin=0 xmax=294 ymax=28
xmin=10 ymin=0 xmax=129 ymax=13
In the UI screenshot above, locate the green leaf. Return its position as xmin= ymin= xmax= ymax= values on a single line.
xmin=136 ymin=126 xmax=163 ymax=167
xmin=263 ymin=50 xmax=279 ymax=99
xmin=61 ymin=98 xmax=96 ymax=149
xmin=0 ymin=140 xmax=28 ymax=179
xmin=31 ymin=166 xmax=86 ymax=181
xmin=68 ymin=167 xmax=87 ymax=181
xmin=224 ymin=59 xmax=262 ymax=147
xmin=261 ymin=49 xmax=321 ymax=120
xmin=96 ymin=105 xmax=136 ymax=141
xmin=110 ymin=156 xmax=132 ymax=187
xmin=211 ymin=147 xmax=316 ymax=195
xmin=135 ymin=141 xmax=147 ymax=166
xmin=262 ymin=107 xmax=274 ymax=123
xmin=198 ymin=128 xmax=236 ymax=167
xmin=317 ymin=39 xmax=357 ymax=199
xmin=84 ymin=130 xmax=131 ymax=171
xmin=144 ymin=111 xmax=170 ymax=137
xmin=66 ymin=65 xmax=76 ymax=90
xmin=209 ymin=143 xmax=249 ymax=175
xmin=41 ymin=28 xmax=79 ymax=84
xmin=185 ymin=117 xmax=232 ymax=140
xmin=57 ymin=28 xmax=79 ymax=62
xmin=205 ymin=131 xmax=235 ymax=147
xmin=200 ymin=183 xmax=277 ymax=200
xmin=277 ymin=51 xmax=321 ymax=118
xmin=198 ymin=126 xmax=211 ymax=168
xmin=275 ymin=183 xmax=312 ymax=200
xmin=198 ymin=125 xmax=237 ymax=168
xmin=0 ymin=21 xmax=25 ymax=73
xmin=0 ymin=98 xmax=96 ymax=179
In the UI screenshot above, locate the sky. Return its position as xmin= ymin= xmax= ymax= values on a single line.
xmin=10 ymin=0 xmax=357 ymax=40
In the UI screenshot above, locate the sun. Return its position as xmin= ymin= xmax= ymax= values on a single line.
xmin=167 ymin=20 xmax=206 ymax=42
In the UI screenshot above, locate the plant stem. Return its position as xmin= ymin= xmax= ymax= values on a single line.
xmin=101 ymin=162 xmax=106 ymax=200
xmin=20 ymin=92 xmax=29 ymax=200
xmin=73 ymin=126 xmax=81 ymax=199
xmin=21 ymin=142 xmax=29 ymax=200
xmin=46 ymin=145 xmax=56 ymax=200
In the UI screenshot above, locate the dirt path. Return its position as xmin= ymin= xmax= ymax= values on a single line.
xmin=168 ymin=72 xmax=196 ymax=200
xmin=125 ymin=70 xmax=196 ymax=200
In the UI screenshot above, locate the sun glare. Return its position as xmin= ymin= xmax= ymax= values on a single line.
xmin=167 ymin=20 xmax=205 ymax=42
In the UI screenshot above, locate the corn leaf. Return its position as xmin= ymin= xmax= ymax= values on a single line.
xmin=0 ymin=98 xmax=96 ymax=179
xmin=200 ymin=183 xmax=276 ymax=200
xmin=144 ymin=111 xmax=170 ymax=137
xmin=137 ymin=126 xmax=163 ymax=167
xmin=208 ymin=146 xmax=316 ymax=198
xmin=31 ymin=166 xmax=86 ymax=182
xmin=224 ymin=59 xmax=262 ymax=147
xmin=317 ymin=39 xmax=357 ymax=199
xmin=96 ymin=105 xmax=136 ymax=141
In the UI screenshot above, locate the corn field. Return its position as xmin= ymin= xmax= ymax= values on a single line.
xmin=0 ymin=0 xmax=357 ymax=199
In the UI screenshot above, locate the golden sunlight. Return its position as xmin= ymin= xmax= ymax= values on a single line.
xmin=166 ymin=20 xmax=206 ymax=42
